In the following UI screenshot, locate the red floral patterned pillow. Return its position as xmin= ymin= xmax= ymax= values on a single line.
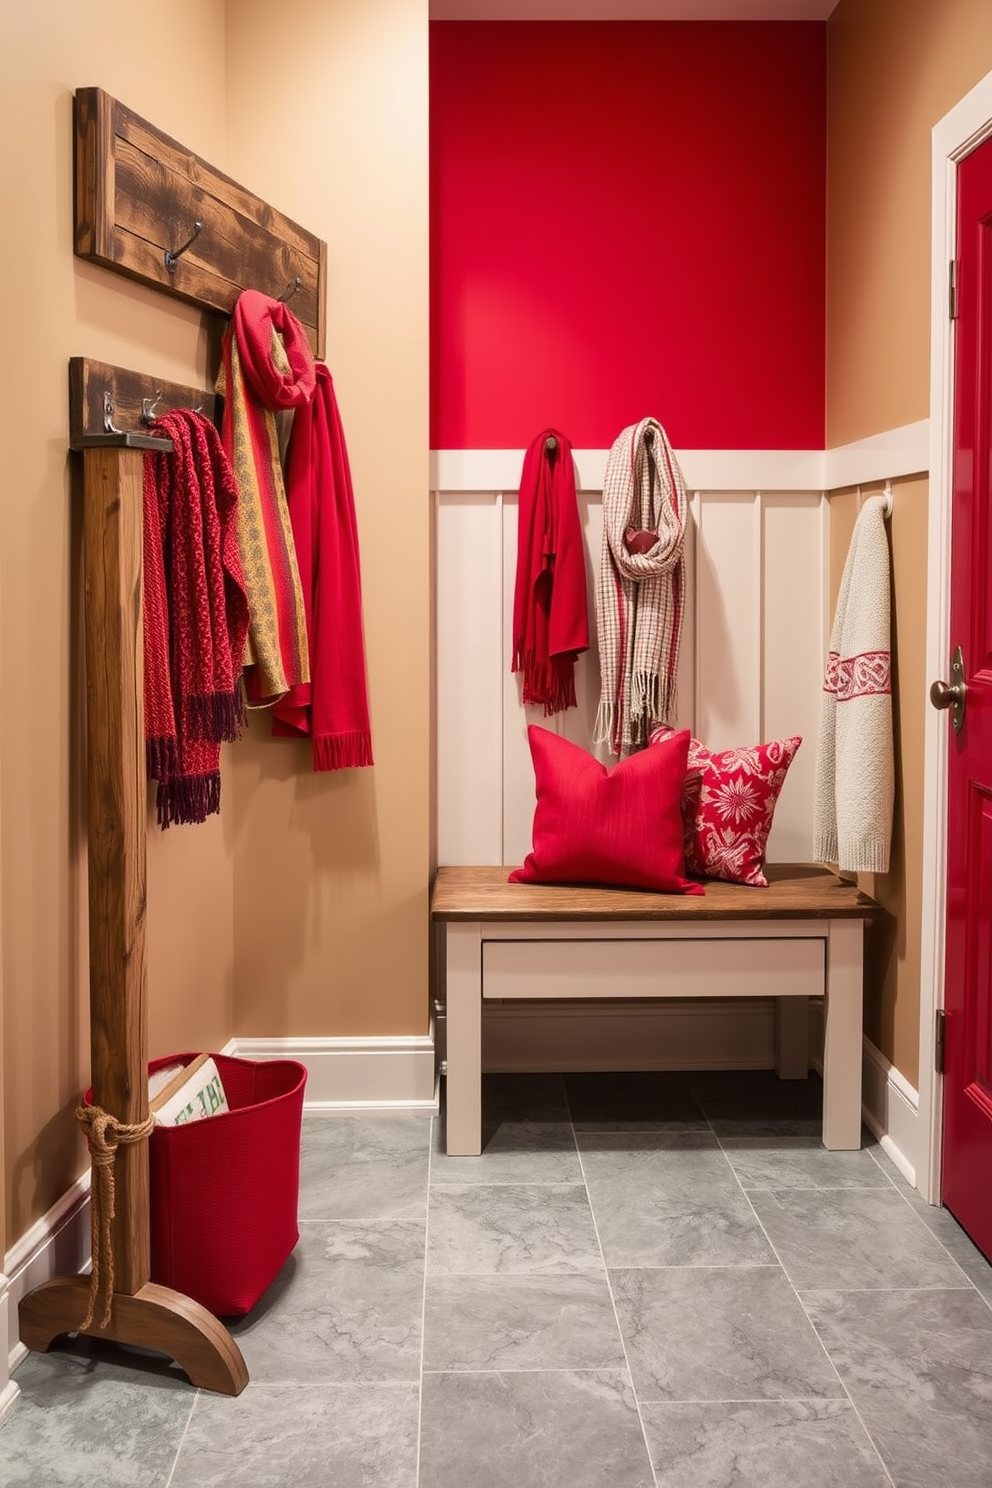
xmin=649 ymin=725 xmax=802 ymax=887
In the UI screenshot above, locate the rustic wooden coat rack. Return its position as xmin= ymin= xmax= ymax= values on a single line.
xmin=19 ymin=86 xmax=329 ymax=1394
xmin=18 ymin=360 xmax=247 ymax=1394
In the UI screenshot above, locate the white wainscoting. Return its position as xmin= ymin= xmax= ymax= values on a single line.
xmin=434 ymin=439 xmax=923 ymax=1083
xmin=436 ymin=475 xmax=829 ymax=869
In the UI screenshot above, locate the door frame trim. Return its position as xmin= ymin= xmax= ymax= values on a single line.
xmin=920 ymin=67 xmax=992 ymax=1205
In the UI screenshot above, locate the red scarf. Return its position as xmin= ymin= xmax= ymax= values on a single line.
xmin=272 ymin=364 xmax=373 ymax=769
xmin=143 ymin=410 xmax=249 ymax=827
xmin=217 ymin=290 xmax=315 ymax=704
xmin=511 ymin=428 xmax=589 ymax=714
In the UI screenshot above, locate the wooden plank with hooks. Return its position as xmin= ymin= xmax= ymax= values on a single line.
xmin=74 ymin=87 xmax=327 ymax=357
xmin=68 ymin=357 xmax=219 ymax=448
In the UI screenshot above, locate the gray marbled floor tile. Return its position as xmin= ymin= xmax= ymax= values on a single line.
xmin=423 ymin=1273 xmax=625 ymax=1370
xmin=688 ymin=1069 xmax=825 ymax=1109
xmin=579 ymin=1133 xmax=775 ymax=1266
xmin=640 ymin=1399 xmax=890 ymax=1488
xmin=961 ymin=1258 xmax=992 ymax=1312
xmin=226 ymin=1221 xmax=425 ymax=1382
xmin=481 ymin=1072 xmax=569 ymax=1109
xmin=170 ymin=1383 xmax=419 ymax=1488
xmin=419 ymin=1370 xmax=654 ymax=1488
xmin=748 ymin=1188 xmax=969 ymax=1290
xmin=427 ymin=1182 xmax=601 ymax=1274
xmin=864 ymin=1135 xmax=917 ymax=1192
xmin=612 ymin=1266 xmax=844 ymax=1402
xmin=688 ymin=1069 xmax=825 ymax=1136
xmin=0 ymin=1344 xmax=193 ymax=1488
xmin=430 ymin=1104 xmax=582 ymax=1185
xmin=563 ymin=1070 xmax=707 ymax=1131
xmin=876 ymin=1175 xmax=992 ymax=1307
xmin=720 ymin=1133 xmax=892 ymax=1190
xmin=298 ymin=1115 xmax=431 ymax=1221
xmin=802 ymin=1287 xmax=992 ymax=1488
xmin=899 ymin=1193 xmax=992 ymax=1272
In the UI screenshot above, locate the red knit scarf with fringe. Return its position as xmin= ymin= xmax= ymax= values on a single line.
xmin=143 ymin=409 xmax=250 ymax=827
xmin=272 ymin=364 xmax=373 ymax=769
xmin=511 ymin=428 xmax=589 ymax=715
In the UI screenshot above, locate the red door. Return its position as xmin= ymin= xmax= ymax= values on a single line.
xmin=940 ymin=132 xmax=992 ymax=1258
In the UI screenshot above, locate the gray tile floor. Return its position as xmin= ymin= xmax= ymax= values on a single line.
xmin=4 ymin=1069 xmax=992 ymax=1487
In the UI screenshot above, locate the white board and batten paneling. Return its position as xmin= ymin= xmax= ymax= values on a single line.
xmin=436 ymin=456 xmax=828 ymax=872
xmin=434 ymin=448 xmax=832 ymax=1073
xmin=434 ymin=444 xmax=915 ymax=1075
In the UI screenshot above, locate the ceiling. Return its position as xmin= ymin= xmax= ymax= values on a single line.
xmin=430 ymin=2 xmax=839 ymax=18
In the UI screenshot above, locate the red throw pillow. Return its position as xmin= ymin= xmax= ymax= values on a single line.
xmin=650 ymin=724 xmax=801 ymax=887
xmin=509 ymin=726 xmax=704 ymax=894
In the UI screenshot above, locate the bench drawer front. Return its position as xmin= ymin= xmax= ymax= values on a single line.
xmin=482 ymin=937 xmax=825 ymax=1001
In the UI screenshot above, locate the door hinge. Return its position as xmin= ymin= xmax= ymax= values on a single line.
xmin=949 ymin=259 xmax=959 ymax=320
xmin=935 ymin=1009 xmax=946 ymax=1073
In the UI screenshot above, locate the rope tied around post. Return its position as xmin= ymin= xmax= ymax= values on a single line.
xmin=75 ymin=1103 xmax=155 ymax=1331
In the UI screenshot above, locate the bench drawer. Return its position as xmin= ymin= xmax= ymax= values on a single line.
xmin=482 ymin=936 xmax=825 ymax=1001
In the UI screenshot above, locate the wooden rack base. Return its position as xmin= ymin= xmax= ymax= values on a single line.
xmin=17 ymin=420 xmax=247 ymax=1395
xmin=19 ymin=1280 xmax=248 ymax=1396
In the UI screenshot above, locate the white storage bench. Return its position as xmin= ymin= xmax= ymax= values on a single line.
xmin=432 ymin=863 xmax=880 ymax=1154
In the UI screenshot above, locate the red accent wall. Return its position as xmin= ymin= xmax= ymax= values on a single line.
xmin=431 ymin=21 xmax=826 ymax=451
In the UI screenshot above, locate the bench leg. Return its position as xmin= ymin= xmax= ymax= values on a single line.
xmin=443 ymin=921 xmax=483 ymax=1156
xmin=775 ymin=997 xmax=809 ymax=1079
xmin=822 ymin=919 xmax=864 ymax=1150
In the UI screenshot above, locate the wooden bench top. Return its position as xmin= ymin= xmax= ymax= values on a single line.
xmin=432 ymin=863 xmax=880 ymax=923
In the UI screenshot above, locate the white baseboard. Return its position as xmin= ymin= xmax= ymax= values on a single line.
xmin=236 ymin=1029 xmax=438 ymax=1114
xmin=4 ymin=1170 xmax=92 ymax=1382
xmin=860 ymin=1035 xmax=919 ymax=1186
xmin=0 ymin=1273 xmax=18 ymax=1422
xmin=481 ymin=998 xmax=780 ymax=1072
xmin=0 ymin=1381 xmax=18 ymax=1426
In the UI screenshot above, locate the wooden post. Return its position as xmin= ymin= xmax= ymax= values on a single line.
xmin=85 ymin=445 xmax=150 ymax=1293
xmin=18 ymin=439 xmax=248 ymax=1396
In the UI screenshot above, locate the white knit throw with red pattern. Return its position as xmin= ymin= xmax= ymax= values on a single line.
xmin=813 ymin=493 xmax=894 ymax=873
xmin=594 ymin=418 xmax=688 ymax=758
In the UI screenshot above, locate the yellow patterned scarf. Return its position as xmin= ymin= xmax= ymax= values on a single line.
xmin=217 ymin=290 xmax=315 ymax=704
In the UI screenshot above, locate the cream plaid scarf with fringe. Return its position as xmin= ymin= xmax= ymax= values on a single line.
xmin=594 ymin=417 xmax=688 ymax=757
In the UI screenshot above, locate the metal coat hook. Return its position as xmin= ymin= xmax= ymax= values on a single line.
xmin=141 ymin=390 xmax=164 ymax=425
xmin=164 ymin=220 xmax=203 ymax=274
xmin=103 ymin=390 xmax=123 ymax=435
xmin=880 ymin=482 xmax=893 ymax=518
xmin=545 ymin=435 xmax=558 ymax=453
xmin=277 ymin=275 xmax=302 ymax=303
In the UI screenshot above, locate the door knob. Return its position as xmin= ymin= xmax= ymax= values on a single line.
xmin=929 ymin=678 xmax=966 ymax=708
xmin=930 ymin=645 xmax=966 ymax=734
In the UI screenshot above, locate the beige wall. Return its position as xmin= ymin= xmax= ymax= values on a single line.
xmin=224 ymin=0 xmax=431 ymax=1040
xmin=827 ymin=1 xmax=992 ymax=1091
xmin=0 ymin=0 xmax=233 ymax=1243
xmin=828 ymin=0 xmax=992 ymax=446
xmin=0 ymin=0 xmax=429 ymax=1254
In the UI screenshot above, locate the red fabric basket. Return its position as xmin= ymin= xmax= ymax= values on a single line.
xmin=146 ymin=1052 xmax=307 ymax=1317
